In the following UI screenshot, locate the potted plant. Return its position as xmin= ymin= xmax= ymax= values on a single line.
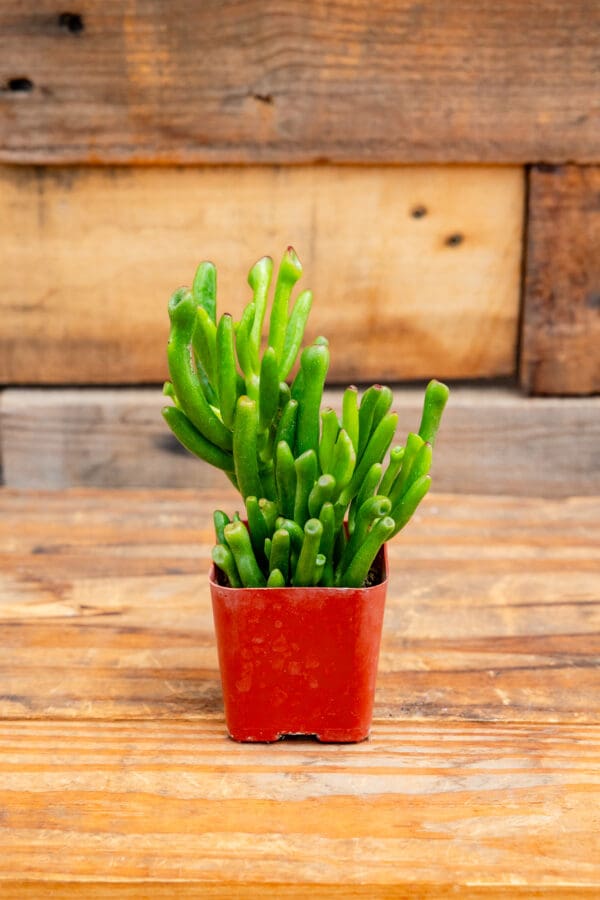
xmin=163 ymin=248 xmax=449 ymax=742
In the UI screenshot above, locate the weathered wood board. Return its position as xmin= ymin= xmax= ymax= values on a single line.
xmin=1 ymin=489 xmax=598 ymax=723
xmin=520 ymin=165 xmax=600 ymax=396
xmin=0 ymin=720 xmax=598 ymax=892
xmin=0 ymin=164 xmax=523 ymax=384
xmin=2 ymin=386 xmax=600 ymax=497
xmin=0 ymin=487 xmax=598 ymax=893
xmin=0 ymin=1 xmax=598 ymax=164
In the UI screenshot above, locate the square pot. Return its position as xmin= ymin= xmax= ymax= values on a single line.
xmin=210 ymin=546 xmax=388 ymax=742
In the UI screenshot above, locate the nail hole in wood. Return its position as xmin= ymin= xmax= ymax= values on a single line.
xmin=445 ymin=233 xmax=464 ymax=247
xmin=6 ymin=77 xmax=34 ymax=93
xmin=58 ymin=12 xmax=84 ymax=33
xmin=411 ymin=205 xmax=427 ymax=218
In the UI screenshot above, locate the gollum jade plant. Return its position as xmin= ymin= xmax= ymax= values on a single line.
xmin=163 ymin=248 xmax=449 ymax=590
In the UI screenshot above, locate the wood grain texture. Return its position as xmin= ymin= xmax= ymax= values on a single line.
xmin=0 ymin=719 xmax=598 ymax=892
xmin=0 ymin=164 xmax=523 ymax=384
xmin=520 ymin=165 xmax=600 ymax=395
xmin=0 ymin=486 xmax=599 ymax=894
xmin=2 ymin=386 xmax=600 ymax=497
xmin=2 ymin=889 xmax=599 ymax=900
xmin=3 ymin=889 xmax=599 ymax=900
xmin=0 ymin=1 xmax=598 ymax=164
xmin=1 ymin=489 xmax=598 ymax=723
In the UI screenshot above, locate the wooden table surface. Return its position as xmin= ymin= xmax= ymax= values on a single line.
xmin=1 ymin=488 xmax=599 ymax=897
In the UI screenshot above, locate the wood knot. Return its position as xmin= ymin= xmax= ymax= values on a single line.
xmin=253 ymin=92 xmax=274 ymax=105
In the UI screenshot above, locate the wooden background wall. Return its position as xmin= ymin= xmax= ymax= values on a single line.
xmin=0 ymin=1 xmax=598 ymax=495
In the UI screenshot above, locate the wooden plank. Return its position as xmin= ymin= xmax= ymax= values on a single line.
xmin=0 ymin=719 xmax=598 ymax=893
xmin=0 ymin=2 xmax=598 ymax=164
xmin=520 ymin=165 xmax=600 ymax=395
xmin=3 ymin=387 xmax=600 ymax=497
xmin=1 ymin=889 xmax=598 ymax=900
xmin=1 ymin=488 xmax=598 ymax=723
xmin=0 ymin=164 xmax=523 ymax=384
xmin=1 ymin=486 xmax=598 ymax=892
xmin=2 ymin=888 xmax=598 ymax=900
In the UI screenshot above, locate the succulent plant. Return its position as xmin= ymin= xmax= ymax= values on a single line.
xmin=163 ymin=247 xmax=449 ymax=588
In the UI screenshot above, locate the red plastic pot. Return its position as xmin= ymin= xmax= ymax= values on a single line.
xmin=210 ymin=546 xmax=388 ymax=743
